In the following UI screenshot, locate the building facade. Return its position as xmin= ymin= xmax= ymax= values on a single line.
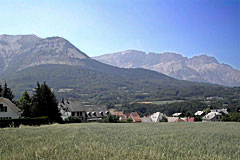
xmin=0 ymin=97 xmax=21 ymax=119
xmin=58 ymin=99 xmax=109 ymax=121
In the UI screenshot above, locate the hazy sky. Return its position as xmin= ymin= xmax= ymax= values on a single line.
xmin=0 ymin=0 xmax=239 ymax=69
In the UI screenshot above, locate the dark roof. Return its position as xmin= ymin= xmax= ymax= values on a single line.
xmin=59 ymin=100 xmax=107 ymax=112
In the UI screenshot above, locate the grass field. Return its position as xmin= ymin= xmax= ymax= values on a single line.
xmin=0 ymin=123 xmax=240 ymax=160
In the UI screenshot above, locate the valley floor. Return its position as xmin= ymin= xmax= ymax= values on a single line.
xmin=0 ymin=123 xmax=240 ymax=160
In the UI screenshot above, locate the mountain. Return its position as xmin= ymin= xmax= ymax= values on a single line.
xmin=94 ymin=50 xmax=240 ymax=86
xmin=0 ymin=35 xmax=239 ymax=103
xmin=0 ymin=34 xmax=89 ymax=75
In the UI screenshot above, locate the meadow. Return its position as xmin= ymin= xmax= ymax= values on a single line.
xmin=0 ymin=123 xmax=240 ymax=160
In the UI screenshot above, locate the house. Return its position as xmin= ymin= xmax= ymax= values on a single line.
xmin=194 ymin=111 xmax=204 ymax=116
xmin=167 ymin=117 xmax=179 ymax=122
xmin=58 ymin=99 xmax=109 ymax=121
xmin=210 ymin=108 xmax=228 ymax=115
xmin=0 ymin=97 xmax=21 ymax=119
xmin=182 ymin=117 xmax=195 ymax=122
xmin=150 ymin=112 xmax=164 ymax=122
xmin=129 ymin=112 xmax=141 ymax=122
xmin=167 ymin=117 xmax=194 ymax=122
xmin=172 ymin=113 xmax=182 ymax=117
xmin=201 ymin=108 xmax=229 ymax=122
xmin=110 ymin=111 xmax=128 ymax=120
xmin=202 ymin=112 xmax=223 ymax=122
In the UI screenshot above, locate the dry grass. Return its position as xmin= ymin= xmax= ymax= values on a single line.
xmin=0 ymin=122 xmax=240 ymax=160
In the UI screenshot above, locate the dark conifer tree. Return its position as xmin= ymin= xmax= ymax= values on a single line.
xmin=2 ymin=82 xmax=14 ymax=101
xmin=32 ymin=82 xmax=61 ymax=122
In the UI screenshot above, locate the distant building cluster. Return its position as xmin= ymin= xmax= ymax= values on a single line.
xmin=201 ymin=108 xmax=228 ymax=122
xmin=0 ymin=96 xmax=231 ymax=123
xmin=58 ymin=99 xmax=109 ymax=122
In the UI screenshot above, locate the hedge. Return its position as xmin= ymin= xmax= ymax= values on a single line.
xmin=0 ymin=116 xmax=49 ymax=128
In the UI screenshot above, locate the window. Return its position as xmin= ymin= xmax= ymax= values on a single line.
xmin=72 ymin=112 xmax=75 ymax=116
xmin=0 ymin=104 xmax=3 ymax=112
xmin=80 ymin=112 xmax=82 ymax=116
xmin=0 ymin=104 xmax=7 ymax=112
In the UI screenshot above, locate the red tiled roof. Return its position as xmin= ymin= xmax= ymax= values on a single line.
xmin=130 ymin=112 xmax=141 ymax=122
xmin=111 ymin=111 xmax=125 ymax=117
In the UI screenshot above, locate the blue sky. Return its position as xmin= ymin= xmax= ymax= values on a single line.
xmin=0 ymin=0 xmax=239 ymax=69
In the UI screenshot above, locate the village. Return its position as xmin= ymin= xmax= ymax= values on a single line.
xmin=0 ymin=95 xmax=233 ymax=125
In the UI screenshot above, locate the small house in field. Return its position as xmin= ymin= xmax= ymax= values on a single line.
xmin=0 ymin=97 xmax=21 ymax=119
xmin=110 ymin=111 xmax=128 ymax=120
xmin=58 ymin=99 xmax=109 ymax=121
xmin=150 ymin=112 xmax=164 ymax=122
xmin=202 ymin=112 xmax=222 ymax=122
xmin=167 ymin=117 xmax=179 ymax=122
xmin=210 ymin=108 xmax=228 ymax=115
xmin=167 ymin=117 xmax=194 ymax=122
xmin=182 ymin=117 xmax=195 ymax=122
xmin=129 ymin=112 xmax=141 ymax=122
xmin=202 ymin=108 xmax=229 ymax=122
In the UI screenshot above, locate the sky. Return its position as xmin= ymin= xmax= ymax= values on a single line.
xmin=0 ymin=0 xmax=239 ymax=69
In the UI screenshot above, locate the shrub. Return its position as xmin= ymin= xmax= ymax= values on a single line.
xmin=0 ymin=116 xmax=49 ymax=128
xmin=64 ymin=117 xmax=83 ymax=123
xmin=101 ymin=115 xmax=120 ymax=123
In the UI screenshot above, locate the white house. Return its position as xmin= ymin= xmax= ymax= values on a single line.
xmin=201 ymin=108 xmax=229 ymax=122
xmin=150 ymin=112 xmax=164 ymax=122
xmin=202 ymin=112 xmax=223 ymax=122
xmin=0 ymin=97 xmax=21 ymax=119
xmin=210 ymin=108 xmax=228 ymax=115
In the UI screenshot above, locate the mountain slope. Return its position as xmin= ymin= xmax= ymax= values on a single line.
xmin=94 ymin=50 xmax=240 ymax=86
xmin=0 ymin=35 xmax=239 ymax=103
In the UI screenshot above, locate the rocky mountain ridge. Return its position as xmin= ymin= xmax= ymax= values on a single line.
xmin=94 ymin=50 xmax=240 ymax=86
xmin=0 ymin=34 xmax=89 ymax=74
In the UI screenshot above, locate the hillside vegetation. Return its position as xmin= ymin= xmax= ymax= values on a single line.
xmin=0 ymin=123 xmax=240 ymax=160
xmin=2 ymin=63 xmax=240 ymax=103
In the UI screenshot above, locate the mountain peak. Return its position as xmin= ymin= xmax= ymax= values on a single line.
xmin=0 ymin=34 xmax=89 ymax=74
xmin=120 ymin=50 xmax=146 ymax=55
xmin=190 ymin=54 xmax=218 ymax=64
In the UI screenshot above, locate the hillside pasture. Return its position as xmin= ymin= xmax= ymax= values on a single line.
xmin=152 ymin=100 xmax=185 ymax=105
xmin=0 ymin=123 xmax=240 ymax=160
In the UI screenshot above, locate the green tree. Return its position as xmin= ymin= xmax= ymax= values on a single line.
xmin=2 ymin=82 xmax=14 ymax=102
xmin=17 ymin=91 xmax=32 ymax=117
xmin=32 ymin=82 xmax=62 ymax=123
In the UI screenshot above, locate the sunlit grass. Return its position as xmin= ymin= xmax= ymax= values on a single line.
xmin=0 ymin=123 xmax=240 ymax=160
